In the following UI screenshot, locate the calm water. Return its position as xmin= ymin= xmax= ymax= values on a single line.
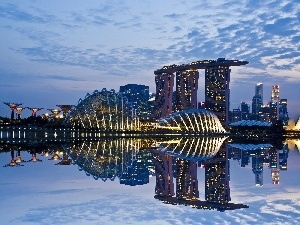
xmin=0 ymin=135 xmax=300 ymax=225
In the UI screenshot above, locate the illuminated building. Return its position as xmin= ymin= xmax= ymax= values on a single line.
xmin=3 ymin=102 xmax=22 ymax=120
xmin=176 ymin=159 xmax=199 ymax=200
xmin=203 ymin=145 xmax=230 ymax=204
xmin=153 ymin=72 xmax=174 ymax=119
xmin=119 ymin=84 xmax=150 ymax=120
xmin=158 ymin=108 xmax=226 ymax=134
xmin=154 ymin=58 xmax=249 ymax=122
xmin=269 ymin=148 xmax=279 ymax=184
xmin=64 ymin=89 xmax=138 ymax=131
xmin=271 ymin=85 xmax=280 ymax=103
xmin=175 ymin=70 xmax=199 ymax=111
xmin=205 ymin=61 xmax=231 ymax=126
xmin=27 ymin=107 xmax=43 ymax=117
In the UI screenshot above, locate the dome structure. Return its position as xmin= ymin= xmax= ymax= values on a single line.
xmin=64 ymin=89 xmax=138 ymax=131
xmin=158 ymin=108 xmax=226 ymax=133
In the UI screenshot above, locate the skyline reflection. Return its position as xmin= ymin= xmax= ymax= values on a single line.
xmin=1 ymin=136 xmax=299 ymax=213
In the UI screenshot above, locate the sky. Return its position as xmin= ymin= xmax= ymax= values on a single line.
xmin=0 ymin=0 xmax=299 ymax=119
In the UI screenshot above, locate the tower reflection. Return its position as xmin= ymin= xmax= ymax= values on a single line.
xmin=61 ymin=136 xmax=249 ymax=211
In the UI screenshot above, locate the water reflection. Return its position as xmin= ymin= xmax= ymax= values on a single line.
xmin=1 ymin=136 xmax=298 ymax=212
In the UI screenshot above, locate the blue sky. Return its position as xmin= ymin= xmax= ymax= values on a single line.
xmin=0 ymin=0 xmax=299 ymax=119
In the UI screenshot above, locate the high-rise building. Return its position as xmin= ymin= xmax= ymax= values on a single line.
xmin=252 ymin=83 xmax=264 ymax=118
xmin=255 ymin=83 xmax=263 ymax=103
xmin=271 ymin=85 xmax=280 ymax=103
xmin=269 ymin=101 xmax=279 ymax=123
xmin=119 ymin=84 xmax=150 ymax=120
xmin=175 ymin=70 xmax=199 ymax=111
xmin=279 ymin=99 xmax=289 ymax=124
xmin=205 ymin=60 xmax=230 ymax=126
xmin=153 ymin=73 xmax=174 ymax=119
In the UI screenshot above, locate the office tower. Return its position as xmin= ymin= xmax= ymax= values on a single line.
xmin=175 ymin=69 xmax=199 ymax=111
xmin=240 ymin=102 xmax=250 ymax=120
xmin=271 ymin=85 xmax=280 ymax=103
xmin=119 ymin=84 xmax=149 ymax=120
xmin=255 ymin=83 xmax=263 ymax=103
xmin=279 ymin=99 xmax=289 ymax=124
xmin=205 ymin=61 xmax=230 ymax=126
xmin=175 ymin=159 xmax=199 ymax=200
xmin=203 ymin=145 xmax=230 ymax=203
xmin=153 ymin=73 xmax=174 ymax=119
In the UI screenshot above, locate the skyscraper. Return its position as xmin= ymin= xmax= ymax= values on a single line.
xmin=255 ymin=83 xmax=263 ymax=103
xmin=279 ymin=99 xmax=289 ymax=124
xmin=205 ymin=60 xmax=230 ymax=126
xmin=153 ymin=73 xmax=174 ymax=119
xmin=271 ymin=85 xmax=280 ymax=103
xmin=175 ymin=69 xmax=199 ymax=111
xmin=252 ymin=83 xmax=263 ymax=117
xmin=119 ymin=84 xmax=150 ymax=120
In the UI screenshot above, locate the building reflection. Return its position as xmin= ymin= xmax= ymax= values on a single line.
xmin=228 ymin=143 xmax=290 ymax=186
xmin=2 ymin=136 xmax=296 ymax=211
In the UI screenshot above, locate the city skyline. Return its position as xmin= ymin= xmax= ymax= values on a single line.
xmin=0 ymin=1 xmax=299 ymax=119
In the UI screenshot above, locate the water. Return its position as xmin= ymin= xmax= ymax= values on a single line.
xmin=0 ymin=135 xmax=300 ymax=225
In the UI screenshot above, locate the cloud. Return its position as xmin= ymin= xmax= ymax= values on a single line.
xmin=43 ymin=75 xmax=85 ymax=82
xmin=0 ymin=3 xmax=56 ymax=24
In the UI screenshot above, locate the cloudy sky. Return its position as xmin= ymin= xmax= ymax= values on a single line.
xmin=0 ymin=0 xmax=299 ymax=119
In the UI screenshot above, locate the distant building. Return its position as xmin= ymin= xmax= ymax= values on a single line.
xmin=255 ymin=83 xmax=263 ymax=103
xmin=231 ymin=108 xmax=241 ymax=122
xmin=271 ymin=85 xmax=280 ymax=103
xmin=119 ymin=84 xmax=150 ymax=120
xmin=279 ymin=99 xmax=289 ymax=124
xmin=252 ymin=83 xmax=264 ymax=119
xmin=240 ymin=102 xmax=250 ymax=120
